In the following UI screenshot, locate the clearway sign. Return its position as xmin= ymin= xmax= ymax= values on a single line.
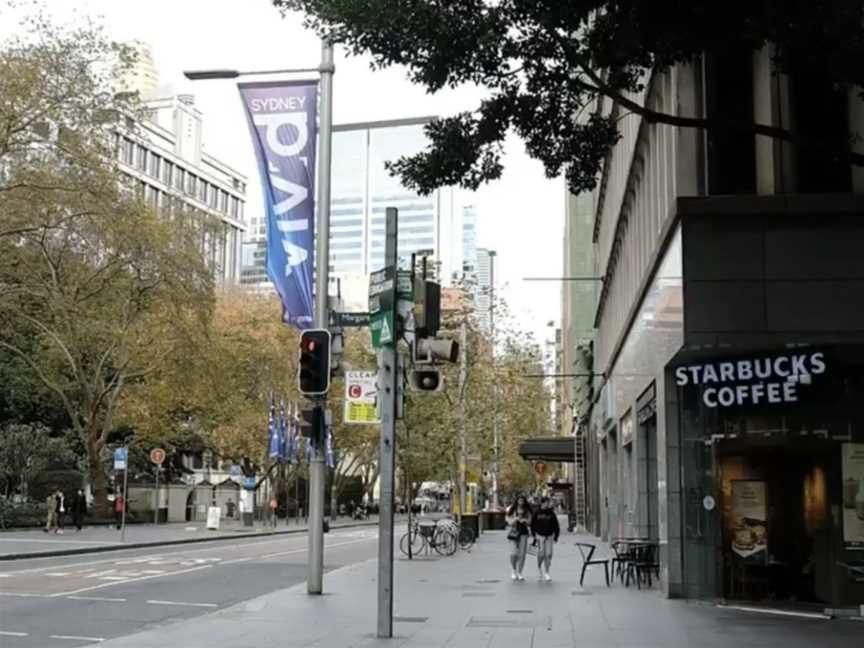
xmin=344 ymin=371 xmax=380 ymax=424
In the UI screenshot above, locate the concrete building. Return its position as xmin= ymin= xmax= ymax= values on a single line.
xmin=115 ymin=94 xmax=247 ymax=283
xmin=461 ymin=205 xmax=478 ymax=278
xmin=241 ymin=117 xmax=464 ymax=304
xmin=117 ymin=40 xmax=160 ymax=100
xmin=473 ymin=248 xmax=495 ymax=332
xmin=564 ymin=48 xmax=864 ymax=611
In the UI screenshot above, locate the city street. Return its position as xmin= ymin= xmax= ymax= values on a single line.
xmin=0 ymin=526 xmax=379 ymax=645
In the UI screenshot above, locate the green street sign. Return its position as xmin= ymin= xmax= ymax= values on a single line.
xmin=369 ymin=309 xmax=395 ymax=348
xmin=369 ymin=265 xmax=396 ymax=348
xmin=396 ymin=271 xmax=413 ymax=299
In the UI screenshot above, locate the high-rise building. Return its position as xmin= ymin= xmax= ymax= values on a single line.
xmin=241 ymin=117 xmax=465 ymax=306
xmin=473 ymin=248 xmax=495 ymax=332
xmin=116 ymin=40 xmax=160 ymax=100
xmin=461 ymin=205 xmax=478 ymax=277
xmin=115 ymin=94 xmax=247 ymax=282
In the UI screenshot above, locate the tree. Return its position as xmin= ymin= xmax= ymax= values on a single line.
xmin=275 ymin=0 xmax=864 ymax=195
xmin=0 ymin=423 xmax=76 ymax=498
xmin=0 ymin=9 xmax=215 ymax=514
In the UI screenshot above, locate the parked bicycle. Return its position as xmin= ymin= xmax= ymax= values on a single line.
xmin=399 ymin=518 xmax=456 ymax=557
xmin=436 ymin=517 xmax=475 ymax=550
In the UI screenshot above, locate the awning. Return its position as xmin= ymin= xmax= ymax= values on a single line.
xmin=518 ymin=436 xmax=575 ymax=463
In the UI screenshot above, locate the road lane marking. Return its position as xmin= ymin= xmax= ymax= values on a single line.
xmin=146 ymin=599 xmax=218 ymax=608
xmin=0 ymin=630 xmax=29 ymax=636
xmin=55 ymin=564 xmax=213 ymax=597
xmin=221 ymin=537 xmax=376 ymax=565
xmin=45 ymin=572 xmax=72 ymax=576
xmin=50 ymin=634 xmax=105 ymax=642
xmin=0 ymin=592 xmax=51 ymax=598
xmin=66 ymin=595 xmax=127 ymax=602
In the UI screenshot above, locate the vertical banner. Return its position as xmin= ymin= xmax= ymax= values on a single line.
xmin=730 ymin=480 xmax=768 ymax=563
xmin=842 ymin=443 xmax=864 ymax=547
xmin=238 ymin=81 xmax=318 ymax=327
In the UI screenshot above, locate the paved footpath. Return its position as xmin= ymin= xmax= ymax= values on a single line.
xmin=89 ymin=531 xmax=861 ymax=648
xmin=0 ymin=516 xmax=386 ymax=560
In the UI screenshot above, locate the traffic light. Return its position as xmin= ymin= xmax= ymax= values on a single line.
xmin=410 ymin=368 xmax=442 ymax=391
xmin=298 ymin=329 xmax=331 ymax=395
xmin=299 ymin=404 xmax=324 ymax=438
xmin=413 ymin=279 xmax=441 ymax=338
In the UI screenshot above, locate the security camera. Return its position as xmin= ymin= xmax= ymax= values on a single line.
xmin=414 ymin=338 xmax=459 ymax=364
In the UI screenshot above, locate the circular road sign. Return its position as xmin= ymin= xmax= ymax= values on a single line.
xmin=150 ymin=448 xmax=166 ymax=465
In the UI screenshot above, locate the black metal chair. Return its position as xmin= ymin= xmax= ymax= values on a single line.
xmin=610 ymin=540 xmax=633 ymax=584
xmin=575 ymin=542 xmax=611 ymax=587
xmin=626 ymin=543 xmax=660 ymax=589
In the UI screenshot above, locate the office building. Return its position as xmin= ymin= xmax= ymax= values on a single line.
xmin=241 ymin=118 xmax=464 ymax=303
xmin=115 ymin=94 xmax=247 ymax=282
xmin=461 ymin=205 xmax=478 ymax=277
xmin=473 ymin=248 xmax=495 ymax=332
xmin=563 ymin=48 xmax=864 ymax=609
xmin=116 ymin=40 xmax=160 ymax=100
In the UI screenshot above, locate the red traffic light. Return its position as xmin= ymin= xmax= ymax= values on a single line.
xmin=298 ymin=329 xmax=331 ymax=396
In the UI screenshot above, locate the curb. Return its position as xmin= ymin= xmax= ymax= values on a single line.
xmin=0 ymin=519 xmax=383 ymax=561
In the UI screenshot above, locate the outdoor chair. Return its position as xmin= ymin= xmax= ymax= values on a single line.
xmin=626 ymin=543 xmax=660 ymax=590
xmin=610 ymin=540 xmax=633 ymax=584
xmin=575 ymin=542 xmax=611 ymax=587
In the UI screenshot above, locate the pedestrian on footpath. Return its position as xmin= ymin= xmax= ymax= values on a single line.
xmin=43 ymin=491 xmax=58 ymax=533
xmin=55 ymin=489 xmax=66 ymax=533
xmin=531 ymin=496 xmax=560 ymax=582
xmin=71 ymin=489 xmax=87 ymax=531
xmin=114 ymin=492 xmax=125 ymax=530
xmin=506 ymin=495 xmax=532 ymax=581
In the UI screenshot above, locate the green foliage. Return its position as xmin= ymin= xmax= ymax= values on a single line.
xmin=0 ymin=423 xmax=77 ymax=498
xmin=275 ymin=0 xmax=864 ymax=194
xmin=0 ymin=498 xmax=47 ymax=529
xmin=0 ymin=5 xmax=215 ymax=514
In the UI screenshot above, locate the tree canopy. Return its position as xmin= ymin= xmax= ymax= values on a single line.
xmin=275 ymin=0 xmax=864 ymax=195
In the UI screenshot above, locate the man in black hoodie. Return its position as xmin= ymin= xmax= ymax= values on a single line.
xmin=531 ymin=496 xmax=560 ymax=582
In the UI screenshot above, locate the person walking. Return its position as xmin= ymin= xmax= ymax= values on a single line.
xmin=531 ymin=496 xmax=560 ymax=582
xmin=71 ymin=489 xmax=87 ymax=531
xmin=114 ymin=492 xmax=125 ymax=530
xmin=44 ymin=491 xmax=58 ymax=533
xmin=506 ymin=495 xmax=532 ymax=581
xmin=55 ymin=489 xmax=66 ymax=534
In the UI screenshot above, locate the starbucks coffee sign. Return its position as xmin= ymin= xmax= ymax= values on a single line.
xmin=675 ymin=351 xmax=826 ymax=408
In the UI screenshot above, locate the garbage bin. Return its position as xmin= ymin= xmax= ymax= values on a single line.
xmin=487 ymin=509 xmax=507 ymax=530
xmin=461 ymin=513 xmax=479 ymax=540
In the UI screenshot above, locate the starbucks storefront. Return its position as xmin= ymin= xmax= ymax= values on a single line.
xmin=674 ymin=347 xmax=864 ymax=613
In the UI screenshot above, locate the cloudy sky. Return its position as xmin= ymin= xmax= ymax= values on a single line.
xmin=45 ymin=0 xmax=564 ymax=346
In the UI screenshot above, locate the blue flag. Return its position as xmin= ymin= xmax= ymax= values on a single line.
xmin=278 ymin=400 xmax=288 ymax=461
xmin=267 ymin=393 xmax=280 ymax=460
xmin=238 ymin=81 xmax=318 ymax=328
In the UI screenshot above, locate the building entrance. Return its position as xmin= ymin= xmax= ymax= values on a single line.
xmin=719 ymin=438 xmax=835 ymax=606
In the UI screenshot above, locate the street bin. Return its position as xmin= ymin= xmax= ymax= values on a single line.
xmin=461 ymin=513 xmax=479 ymax=540
xmin=482 ymin=509 xmax=507 ymax=530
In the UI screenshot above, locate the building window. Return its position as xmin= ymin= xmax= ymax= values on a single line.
xmin=120 ymin=137 xmax=135 ymax=165
xmin=174 ymin=167 xmax=185 ymax=191
xmin=198 ymin=180 xmax=208 ymax=203
xmin=209 ymin=186 xmax=219 ymax=209
xmin=230 ymin=196 xmax=240 ymax=219
xmin=186 ymin=173 xmax=197 ymax=197
xmin=136 ymin=145 xmax=147 ymax=171
xmin=220 ymin=190 xmax=228 ymax=213
xmin=162 ymin=161 xmax=173 ymax=186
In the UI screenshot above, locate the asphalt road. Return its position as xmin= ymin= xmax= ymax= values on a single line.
xmin=0 ymin=526 xmax=380 ymax=646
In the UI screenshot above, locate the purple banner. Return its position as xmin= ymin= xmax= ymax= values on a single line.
xmin=238 ymin=81 xmax=318 ymax=328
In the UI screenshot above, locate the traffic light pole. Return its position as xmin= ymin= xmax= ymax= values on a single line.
xmin=308 ymin=40 xmax=334 ymax=596
xmin=377 ymin=207 xmax=398 ymax=638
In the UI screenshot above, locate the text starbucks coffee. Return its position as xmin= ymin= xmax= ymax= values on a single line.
xmin=675 ymin=352 xmax=826 ymax=408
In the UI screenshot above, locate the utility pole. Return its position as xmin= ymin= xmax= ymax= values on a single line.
xmin=458 ymin=307 xmax=468 ymax=521
xmin=308 ymin=40 xmax=334 ymax=596
xmin=489 ymin=250 xmax=500 ymax=510
xmin=377 ymin=208 xmax=398 ymax=638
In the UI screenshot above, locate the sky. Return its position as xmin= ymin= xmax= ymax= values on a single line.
xmin=39 ymin=0 xmax=564 ymax=346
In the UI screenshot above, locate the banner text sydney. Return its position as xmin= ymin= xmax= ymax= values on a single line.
xmin=239 ymin=81 xmax=318 ymax=327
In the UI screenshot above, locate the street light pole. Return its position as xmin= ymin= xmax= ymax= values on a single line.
xmin=489 ymin=251 xmax=499 ymax=510
xmin=308 ymin=39 xmax=334 ymax=596
xmin=183 ymin=39 xmax=335 ymax=596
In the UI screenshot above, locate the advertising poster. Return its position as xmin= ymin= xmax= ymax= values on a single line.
xmin=730 ymin=480 xmax=768 ymax=562
xmin=841 ymin=443 xmax=864 ymax=547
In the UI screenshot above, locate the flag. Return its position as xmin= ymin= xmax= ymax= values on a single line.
xmin=278 ymin=400 xmax=288 ymax=461
xmin=325 ymin=424 xmax=335 ymax=469
xmin=267 ymin=392 xmax=280 ymax=459
xmin=289 ymin=403 xmax=300 ymax=464
xmin=238 ymin=81 xmax=318 ymax=328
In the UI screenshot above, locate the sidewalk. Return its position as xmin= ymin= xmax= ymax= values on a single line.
xmin=0 ymin=516 xmax=384 ymax=560
xmin=94 ymin=531 xmax=861 ymax=648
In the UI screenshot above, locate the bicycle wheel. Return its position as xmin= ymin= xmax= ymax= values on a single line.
xmin=458 ymin=526 xmax=475 ymax=549
xmin=400 ymin=530 xmax=424 ymax=557
xmin=433 ymin=528 xmax=457 ymax=556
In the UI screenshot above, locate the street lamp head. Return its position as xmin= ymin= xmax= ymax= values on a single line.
xmin=183 ymin=69 xmax=240 ymax=81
